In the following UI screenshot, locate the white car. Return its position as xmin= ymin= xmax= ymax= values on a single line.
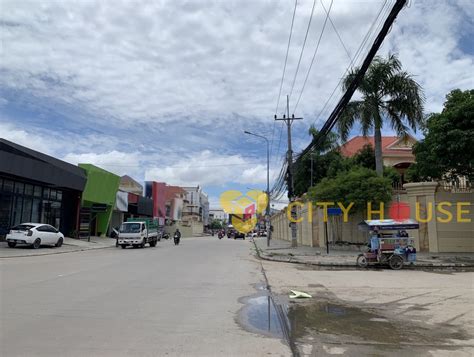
xmin=6 ymin=223 xmax=64 ymax=249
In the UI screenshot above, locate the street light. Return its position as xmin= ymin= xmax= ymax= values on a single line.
xmin=244 ymin=130 xmax=271 ymax=247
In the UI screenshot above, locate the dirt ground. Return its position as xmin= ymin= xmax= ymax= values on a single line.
xmin=261 ymin=260 xmax=474 ymax=356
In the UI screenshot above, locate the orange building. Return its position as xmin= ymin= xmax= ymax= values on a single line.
xmin=339 ymin=135 xmax=417 ymax=180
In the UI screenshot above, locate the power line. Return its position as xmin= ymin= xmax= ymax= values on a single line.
xmin=84 ymin=162 xmax=266 ymax=169
xmin=310 ymin=0 xmax=390 ymax=127
xmin=288 ymin=0 xmax=318 ymax=99
xmin=299 ymin=0 xmax=407 ymax=161
xmin=272 ymin=122 xmax=285 ymax=168
xmin=275 ymin=0 xmax=298 ymax=116
xmin=321 ymin=0 xmax=351 ymax=61
xmin=292 ymin=0 xmax=334 ymax=113
xmin=271 ymin=0 xmax=298 ymax=165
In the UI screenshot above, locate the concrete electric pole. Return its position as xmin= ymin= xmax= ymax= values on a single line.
xmin=274 ymin=95 xmax=303 ymax=247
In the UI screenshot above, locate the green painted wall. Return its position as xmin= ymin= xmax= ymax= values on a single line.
xmin=79 ymin=164 xmax=120 ymax=236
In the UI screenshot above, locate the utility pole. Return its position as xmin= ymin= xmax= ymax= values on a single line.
xmin=244 ymin=130 xmax=271 ymax=247
xmin=274 ymin=95 xmax=303 ymax=247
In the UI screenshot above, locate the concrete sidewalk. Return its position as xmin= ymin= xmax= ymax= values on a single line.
xmin=253 ymin=237 xmax=474 ymax=268
xmin=0 ymin=236 xmax=116 ymax=258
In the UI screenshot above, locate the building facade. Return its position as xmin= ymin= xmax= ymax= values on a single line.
xmin=79 ymin=164 xmax=120 ymax=237
xmin=339 ymin=135 xmax=417 ymax=181
xmin=182 ymin=186 xmax=209 ymax=225
xmin=164 ymin=185 xmax=185 ymax=225
xmin=120 ymin=175 xmax=143 ymax=196
xmin=209 ymin=209 xmax=228 ymax=222
xmin=145 ymin=181 xmax=167 ymax=225
xmin=0 ymin=139 xmax=86 ymax=237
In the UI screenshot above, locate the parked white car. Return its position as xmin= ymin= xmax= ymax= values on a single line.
xmin=6 ymin=223 xmax=64 ymax=249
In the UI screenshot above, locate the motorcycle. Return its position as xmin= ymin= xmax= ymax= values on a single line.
xmin=174 ymin=234 xmax=180 ymax=245
xmin=218 ymin=232 xmax=223 ymax=239
xmin=162 ymin=233 xmax=170 ymax=240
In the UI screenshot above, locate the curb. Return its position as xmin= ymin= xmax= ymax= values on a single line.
xmin=0 ymin=245 xmax=115 ymax=259
xmin=252 ymin=240 xmax=474 ymax=270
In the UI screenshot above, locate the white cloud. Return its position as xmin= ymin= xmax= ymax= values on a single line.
xmin=0 ymin=121 xmax=59 ymax=155
xmin=0 ymin=0 xmax=407 ymax=129
xmin=63 ymin=150 xmax=143 ymax=179
xmin=1 ymin=0 xmax=473 ymax=194
xmin=145 ymin=150 xmax=275 ymax=187
xmin=383 ymin=1 xmax=474 ymax=113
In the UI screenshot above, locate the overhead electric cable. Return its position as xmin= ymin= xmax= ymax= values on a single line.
xmin=275 ymin=0 xmax=298 ymax=116
xmin=321 ymin=0 xmax=351 ymax=61
xmin=292 ymin=0 xmax=334 ymax=113
xmin=288 ymin=0 xmax=318 ymax=99
xmin=271 ymin=0 xmax=298 ymax=163
xmin=310 ymin=0 xmax=389 ymax=127
xmin=299 ymin=0 xmax=407 ymax=161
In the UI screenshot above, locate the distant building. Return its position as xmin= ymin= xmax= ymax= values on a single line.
xmin=144 ymin=181 xmax=167 ymax=225
xmin=164 ymin=185 xmax=185 ymax=225
xmin=182 ymin=186 xmax=210 ymax=226
xmin=339 ymin=135 xmax=417 ymax=180
xmin=209 ymin=209 xmax=228 ymax=222
xmin=120 ymin=175 xmax=143 ymax=196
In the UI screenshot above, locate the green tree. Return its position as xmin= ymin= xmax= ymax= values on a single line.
xmin=408 ymin=89 xmax=474 ymax=182
xmin=209 ymin=220 xmax=223 ymax=230
xmin=294 ymin=150 xmax=344 ymax=196
xmin=293 ymin=127 xmax=340 ymax=196
xmin=352 ymin=144 xmax=376 ymax=170
xmin=308 ymin=167 xmax=392 ymax=213
xmin=338 ymin=54 xmax=424 ymax=176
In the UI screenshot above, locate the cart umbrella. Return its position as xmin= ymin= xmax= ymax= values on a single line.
xmin=358 ymin=219 xmax=419 ymax=231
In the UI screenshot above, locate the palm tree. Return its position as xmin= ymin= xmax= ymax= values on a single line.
xmin=338 ymin=54 xmax=424 ymax=176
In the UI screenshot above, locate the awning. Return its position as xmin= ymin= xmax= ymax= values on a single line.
xmin=358 ymin=219 xmax=419 ymax=231
xmin=115 ymin=191 xmax=128 ymax=212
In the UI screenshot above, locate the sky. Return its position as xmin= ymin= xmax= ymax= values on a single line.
xmin=1 ymin=0 xmax=473 ymax=208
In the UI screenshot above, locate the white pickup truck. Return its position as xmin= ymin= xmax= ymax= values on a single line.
xmin=117 ymin=218 xmax=159 ymax=249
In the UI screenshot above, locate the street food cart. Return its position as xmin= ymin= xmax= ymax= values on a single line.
xmin=356 ymin=219 xmax=419 ymax=270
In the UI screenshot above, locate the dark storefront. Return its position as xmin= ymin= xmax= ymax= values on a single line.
xmin=0 ymin=139 xmax=87 ymax=237
xmin=125 ymin=193 xmax=153 ymax=220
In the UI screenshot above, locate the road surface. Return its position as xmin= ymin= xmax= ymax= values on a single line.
xmin=1 ymin=237 xmax=289 ymax=356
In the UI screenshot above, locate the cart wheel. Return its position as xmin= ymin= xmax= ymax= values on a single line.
xmin=389 ymin=255 xmax=404 ymax=270
xmin=356 ymin=254 xmax=368 ymax=268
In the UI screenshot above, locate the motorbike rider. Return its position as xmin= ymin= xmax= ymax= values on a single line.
xmin=174 ymin=229 xmax=181 ymax=244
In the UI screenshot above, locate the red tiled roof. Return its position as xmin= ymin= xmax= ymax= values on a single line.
xmin=339 ymin=136 xmax=414 ymax=157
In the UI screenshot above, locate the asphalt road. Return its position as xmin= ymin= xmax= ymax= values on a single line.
xmin=1 ymin=237 xmax=289 ymax=357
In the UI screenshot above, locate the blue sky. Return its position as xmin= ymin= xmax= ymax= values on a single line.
xmin=1 ymin=0 xmax=473 ymax=208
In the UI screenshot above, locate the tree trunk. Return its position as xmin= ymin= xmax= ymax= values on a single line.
xmin=374 ymin=124 xmax=384 ymax=176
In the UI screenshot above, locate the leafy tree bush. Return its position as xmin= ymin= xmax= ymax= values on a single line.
xmin=352 ymin=144 xmax=376 ymax=170
xmin=209 ymin=220 xmax=223 ymax=230
xmin=408 ymin=89 xmax=474 ymax=182
xmin=308 ymin=167 xmax=392 ymax=213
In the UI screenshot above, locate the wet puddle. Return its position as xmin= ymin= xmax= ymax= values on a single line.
xmin=239 ymin=295 xmax=284 ymax=338
xmin=287 ymin=301 xmax=409 ymax=345
xmin=239 ymin=289 xmax=469 ymax=355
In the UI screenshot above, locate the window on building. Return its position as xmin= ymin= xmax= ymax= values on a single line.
xmin=0 ymin=194 xmax=13 ymax=230
xmin=32 ymin=199 xmax=41 ymax=222
xmin=33 ymin=186 xmax=42 ymax=197
xmin=21 ymin=198 xmax=32 ymax=222
xmin=12 ymin=196 xmax=23 ymax=226
xmin=24 ymin=184 xmax=34 ymax=196
xmin=3 ymin=180 xmax=13 ymax=192
xmin=14 ymin=182 xmax=24 ymax=195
